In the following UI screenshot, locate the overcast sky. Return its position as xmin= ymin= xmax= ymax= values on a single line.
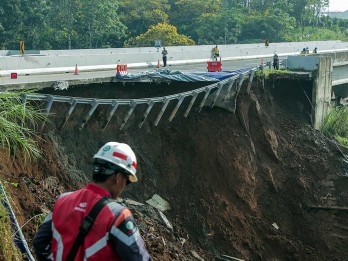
xmin=329 ymin=0 xmax=348 ymax=12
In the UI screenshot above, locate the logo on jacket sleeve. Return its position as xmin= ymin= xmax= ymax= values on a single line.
xmin=125 ymin=221 xmax=137 ymax=236
xmin=75 ymin=202 xmax=88 ymax=212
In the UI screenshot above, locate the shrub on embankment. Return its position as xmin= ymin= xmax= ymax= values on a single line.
xmin=322 ymin=106 xmax=348 ymax=147
xmin=0 ymin=91 xmax=47 ymax=259
xmin=0 ymin=92 xmax=47 ymax=161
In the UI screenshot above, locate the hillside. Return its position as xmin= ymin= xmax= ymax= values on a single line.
xmin=329 ymin=10 xmax=348 ymax=19
xmin=1 ymin=79 xmax=348 ymax=260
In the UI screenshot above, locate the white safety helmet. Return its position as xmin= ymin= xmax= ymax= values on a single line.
xmin=93 ymin=142 xmax=138 ymax=182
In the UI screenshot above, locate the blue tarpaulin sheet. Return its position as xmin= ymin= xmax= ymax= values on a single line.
xmin=116 ymin=67 xmax=255 ymax=82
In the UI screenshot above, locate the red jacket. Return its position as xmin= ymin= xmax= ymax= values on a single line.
xmin=33 ymin=183 xmax=151 ymax=261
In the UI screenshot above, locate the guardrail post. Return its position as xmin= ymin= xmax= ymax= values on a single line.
xmin=184 ymin=92 xmax=198 ymax=117
xmin=211 ymin=82 xmax=224 ymax=108
xmin=120 ymin=101 xmax=137 ymax=130
xmin=138 ymin=100 xmax=154 ymax=128
xmin=223 ymin=78 xmax=235 ymax=102
xmin=169 ymin=95 xmax=185 ymax=122
xmin=20 ymin=94 xmax=27 ymax=127
xmin=79 ymin=100 xmax=99 ymax=130
xmin=154 ymin=98 xmax=170 ymax=126
xmin=41 ymin=95 xmax=54 ymax=130
xmin=238 ymin=73 xmax=246 ymax=91
xmin=232 ymin=74 xmax=246 ymax=112
xmin=102 ymin=100 xmax=119 ymax=129
xmin=247 ymin=70 xmax=255 ymax=94
xmin=198 ymin=87 xmax=212 ymax=112
xmin=60 ymin=98 xmax=77 ymax=130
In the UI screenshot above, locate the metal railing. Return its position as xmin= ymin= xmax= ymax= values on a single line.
xmin=23 ymin=66 xmax=259 ymax=130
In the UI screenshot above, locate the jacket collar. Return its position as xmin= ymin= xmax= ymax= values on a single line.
xmin=86 ymin=183 xmax=111 ymax=197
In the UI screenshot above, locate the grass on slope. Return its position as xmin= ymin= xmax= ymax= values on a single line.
xmin=0 ymin=190 xmax=23 ymax=260
xmin=321 ymin=106 xmax=348 ymax=147
xmin=0 ymin=91 xmax=48 ymax=162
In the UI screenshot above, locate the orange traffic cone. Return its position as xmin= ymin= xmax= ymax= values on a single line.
xmin=74 ymin=64 xmax=79 ymax=75
xmin=156 ymin=59 xmax=160 ymax=68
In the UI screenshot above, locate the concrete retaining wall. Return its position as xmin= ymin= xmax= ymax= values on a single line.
xmin=312 ymin=56 xmax=333 ymax=130
xmin=323 ymin=51 xmax=348 ymax=66
xmin=287 ymin=56 xmax=320 ymax=71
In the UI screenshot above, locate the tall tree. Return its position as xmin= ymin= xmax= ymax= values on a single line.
xmin=193 ymin=11 xmax=243 ymax=45
xmin=240 ymin=7 xmax=296 ymax=42
xmin=125 ymin=22 xmax=195 ymax=47
xmin=169 ymin=0 xmax=222 ymax=38
xmin=48 ymin=0 xmax=126 ymax=49
xmin=0 ymin=0 xmax=24 ymax=49
xmin=118 ymin=0 xmax=170 ymax=38
xmin=78 ymin=0 xmax=126 ymax=48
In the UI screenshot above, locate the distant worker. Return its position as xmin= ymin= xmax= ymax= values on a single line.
xmin=300 ymin=48 xmax=306 ymax=55
xmin=313 ymin=47 xmax=318 ymax=54
xmin=273 ymin=51 xmax=279 ymax=70
xmin=162 ymin=47 xmax=168 ymax=67
xmin=264 ymin=38 xmax=269 ymax=47
xmin=306 ymin=47 xmax=309 ymax=55
xmin=212 ymin=45 xmax=219 ymax=61
xmin=33 ymin=142 xmax=152 ymax=261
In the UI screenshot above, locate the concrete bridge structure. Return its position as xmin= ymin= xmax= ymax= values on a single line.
xmin=0 ymin=40 xmax=347 ymax=77
xmin=286 ymin=51 xmax=348 ymax=129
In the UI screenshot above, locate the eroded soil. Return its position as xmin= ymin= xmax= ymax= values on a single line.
xmin=1 ymin=79 xmax=347 ymax=260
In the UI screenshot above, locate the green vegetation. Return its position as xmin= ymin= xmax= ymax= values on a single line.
xmin=0 ymin=92 xmax=47 ymax=162
xmin=256 ymin=68 xmax=290 ymax=78
xmin=125 ymin=23 xmax=195 ymax=47
xmin=288 ymin=27 xmax=348 ymax=42
xmin=0 ymin=191 xmax=23 ymax=260
xmin=1 ymin=0 xmax=348 ymax=49
xmin=33 ymin=213 xmax=47 ymax=232
xmin=321 ymin=107 xmax=348 ymax=147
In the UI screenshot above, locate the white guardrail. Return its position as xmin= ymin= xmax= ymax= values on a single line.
xmin=22 ymin=66 xmax=258 ymax=130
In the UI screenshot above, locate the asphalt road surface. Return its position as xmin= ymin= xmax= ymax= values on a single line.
xmin=0 ymin=58 xmax=266 ymax=87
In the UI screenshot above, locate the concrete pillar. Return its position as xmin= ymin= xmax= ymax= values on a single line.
xmin=312 ymin=56 xmax=333 ymax=130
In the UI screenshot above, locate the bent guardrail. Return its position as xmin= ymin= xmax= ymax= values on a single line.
xmin=22 ymin=67 xmax=259 ymax=130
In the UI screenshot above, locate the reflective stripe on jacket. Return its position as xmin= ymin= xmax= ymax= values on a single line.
xmin=33 ymin=183 xmax=151 ymax=261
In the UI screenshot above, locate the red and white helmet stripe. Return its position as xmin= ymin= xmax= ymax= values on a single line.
xmin=93 ymin=142 xmax=138 ymax=182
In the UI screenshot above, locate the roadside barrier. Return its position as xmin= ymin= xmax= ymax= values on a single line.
xmin=116 ymin=64 xmax=127 ymax=77
xmin=207 ymin=58 xmax=222 ymax=72
xmin=23 ymin=65 xmax=259 ymax=130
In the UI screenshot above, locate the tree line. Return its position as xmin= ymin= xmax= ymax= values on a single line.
xmin=0 ymin=0 xmax=347 ymax=50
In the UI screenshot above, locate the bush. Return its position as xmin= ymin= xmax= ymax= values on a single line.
xmin=0 ymin=92 xmax=48 ymax=162
xmin=321 ymin=107 xmax=348 ymax=147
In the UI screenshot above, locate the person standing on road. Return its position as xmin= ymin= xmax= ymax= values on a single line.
xmin=212 ymin=45 xmax=219 ymax=61
xmin=273 ymin=51 xmax=279 ymax=70
xmin=33 ymin=142 xmax=152 ymax=261
xmin=161 ymin=47 xmax=168 ymax=67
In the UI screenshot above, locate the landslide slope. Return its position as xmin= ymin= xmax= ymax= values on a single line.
xmin=1 ymin=80 xmax=347 ymax=260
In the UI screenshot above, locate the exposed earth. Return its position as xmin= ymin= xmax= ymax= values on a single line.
xmin=1 ymin=78 xmax=348 ymax=260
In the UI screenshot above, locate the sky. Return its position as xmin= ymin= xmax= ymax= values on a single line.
xmin=329 ymin=0 xmax=348 ymax=12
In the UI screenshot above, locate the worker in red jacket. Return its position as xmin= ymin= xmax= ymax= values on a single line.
xmin=33 ymin=142 xmax=152 ymax=261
